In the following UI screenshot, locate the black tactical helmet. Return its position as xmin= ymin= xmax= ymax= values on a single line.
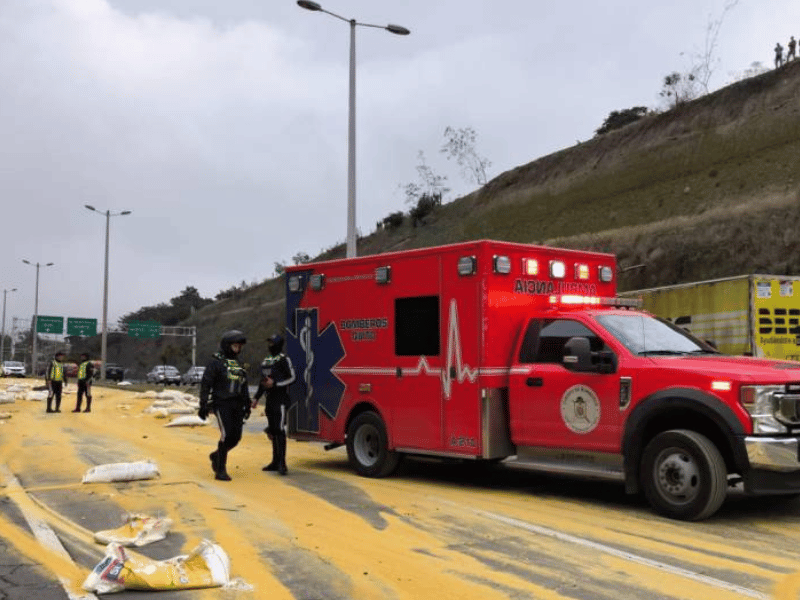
xmin=268 ymin=333 xmax=284 ymax=355
xmin=220 ymin=330 xmax=247 ymax=357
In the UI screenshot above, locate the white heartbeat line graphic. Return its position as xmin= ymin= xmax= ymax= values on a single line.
xmin=332 ymin=299 xmax=519 ymax=399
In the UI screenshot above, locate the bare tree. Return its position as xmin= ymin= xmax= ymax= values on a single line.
xmin=401 ymin=151 xmax=449 ymax=205
xmin=693 ymin=0 xmax=740 ymax=93
xmin=660 ymin=0 xmax=740 ymax=109
xmin=440 ymin=126 xmax=491 ymax=186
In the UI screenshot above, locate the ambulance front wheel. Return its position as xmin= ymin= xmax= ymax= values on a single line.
xmin=346 ymin=411 xmax=401 ymax=478
xmin=640 ymin=429 xmax=727 ymax=521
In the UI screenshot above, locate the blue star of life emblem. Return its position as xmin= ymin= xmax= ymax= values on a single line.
xmin=286 ymin=307 xmax=345 ymax=433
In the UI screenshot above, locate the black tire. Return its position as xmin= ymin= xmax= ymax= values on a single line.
xmin=346 ymin=411 xmax=401 ymax=477
xmin=641 ymin=429 xmax=727 ymax=521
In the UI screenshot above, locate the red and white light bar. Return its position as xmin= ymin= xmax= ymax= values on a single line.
xmin=549 ymin=295 xmax=643 ymax=308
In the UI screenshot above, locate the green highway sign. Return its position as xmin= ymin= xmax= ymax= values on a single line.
xmin=67 ymin=317 xmax=97 ymax=336
xmin=36 ymin=315 xmax=64 ymax=334
xmin=128 ymin=320 xmax=161 ymax=339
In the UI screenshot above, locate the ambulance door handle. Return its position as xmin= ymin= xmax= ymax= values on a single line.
xmin=526 ymin=377 xmax=543 ymax=387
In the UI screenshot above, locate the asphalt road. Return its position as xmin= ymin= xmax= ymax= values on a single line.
xmin=1 ymin=380 xmax=800 ymax=599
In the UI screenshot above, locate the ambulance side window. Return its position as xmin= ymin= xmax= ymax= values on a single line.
xmin=519 ymin=319 xmax=602 ymax=364
xmin=395 ymin=296 xmax=440 ymax=356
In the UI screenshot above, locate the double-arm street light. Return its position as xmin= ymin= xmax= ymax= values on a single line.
xmin=1 ymin=287 xmax=17 ymax=363
xmin=85 ymin=205 xmax=132 ymax=382
xmin=297 ymin=1 xmax=409 ymax=258
xmin=22 ymin=260 xmax=54 ymax=376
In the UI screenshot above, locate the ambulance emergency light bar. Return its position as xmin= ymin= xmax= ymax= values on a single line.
xmin=288 ymin=252 xmax=616 ymax=291
xmin=550 ymin=295 xmax=643 ymax=308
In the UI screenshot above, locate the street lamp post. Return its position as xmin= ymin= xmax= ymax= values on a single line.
xmin=297 ymin=0 xmax=409 ymax=258
xmin=85 ymin=205 xmax=131 ymax=382
xmin=1 ymin=288 xmax=17 ymax=363
xmin=21 ymin=260 xmax=54 ymax=376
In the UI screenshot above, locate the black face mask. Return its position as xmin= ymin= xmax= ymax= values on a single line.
xmin=268 ymin=344 xmax=281 ymax=356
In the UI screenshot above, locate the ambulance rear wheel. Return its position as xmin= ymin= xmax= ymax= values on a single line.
xmin=641 ymin=429 xmax=727 ymax=521
xmin=347 ymin=411 xmax=400 ymax=478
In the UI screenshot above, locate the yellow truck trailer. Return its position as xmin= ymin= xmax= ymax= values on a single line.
xmin=622 ymin=275 xmax=800 ymax=360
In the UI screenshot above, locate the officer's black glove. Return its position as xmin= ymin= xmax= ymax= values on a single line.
xmin=243 ymin=406 xmax=251 ymax=421
xmin=198 ymin=403 xmax=209 ymax=421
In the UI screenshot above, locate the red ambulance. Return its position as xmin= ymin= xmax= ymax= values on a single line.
xmin=284 ymin=240 xmax=800 ymax=520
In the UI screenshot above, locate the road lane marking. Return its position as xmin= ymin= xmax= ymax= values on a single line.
xmin=467 ymin=506 xmax=768 ymax=600
xmin=0 ymin=464 xmax=98 ymax=600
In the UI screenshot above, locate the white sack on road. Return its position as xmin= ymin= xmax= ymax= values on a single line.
xmin=164 ymin=415 xmax=208 ymax=427
xmin=94 ymin=513 xmax=173 ymax=547
xmin=83 ymin=539 xmax=230 ymax=594
xmin=82 ymin=460 xmax=160 ymax=483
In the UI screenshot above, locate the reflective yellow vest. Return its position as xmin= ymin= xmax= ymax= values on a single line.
xmin=78 ymin=360 xmax=90 ymax=380
xmin=49 ymin=360 xmax=64 ymax=382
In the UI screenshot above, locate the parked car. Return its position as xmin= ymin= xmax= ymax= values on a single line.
xmin=146 ymin=365 xmax=181 ymax=385
xmin=181 ymin=366 xmax=205 ymax=385
xmin=1 ymin=361 xmax=26 ymax=377
xmin=104 ymin=363 xmax=126 ymax=382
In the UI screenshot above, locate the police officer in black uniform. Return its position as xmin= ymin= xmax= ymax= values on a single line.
xmin=45 ymin=351 xmax=68 ymax=413
xmin=73 ymin=352 xmax=94 ymax=412
xmin=198 ymin=330 xmax=251 ymax=481
xmin=252 ymin=334 xmax=295 ymax=475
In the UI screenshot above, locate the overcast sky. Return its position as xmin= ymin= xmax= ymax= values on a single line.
xmin=1 ymin=0 xmax=797 ymax=337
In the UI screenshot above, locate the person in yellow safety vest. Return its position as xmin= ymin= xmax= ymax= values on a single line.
xmin=73 ymin=352 xmax=94 ymax=413
xmin=45 ymin=351 xmax=68 ymax=413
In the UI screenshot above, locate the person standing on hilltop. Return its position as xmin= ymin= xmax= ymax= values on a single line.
xmin=198 ymin=330 xmax=251 ymax=481
xmin=775 ymin=42 xmax=784 ymax=68
xmin=788 ymin=36 xmax=797 ymax=61
xmin=45 ymin=351 xmax=67 ymax=413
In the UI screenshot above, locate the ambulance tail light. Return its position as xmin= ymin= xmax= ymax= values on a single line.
xmin=599 ymin=266 xmax=614 ymax=282
xmin=576 ymin=264 xmax=590 ymax=280
xmin=288 ymin=275 xmax=304 ymax=293
xmin=493 ymin=255 xmax=511 ymax=274
xmin=458 ymin=256 xmax=477 ymax=276
xmin=524 ymin=258 xmax=539 ymax=276
xmin=310 ymin=274 xmax=325 ymax=291
xmin=549 ymin=260 xmax=566 ymax=279
xmin=375 ymin=266 xmax=391 ymax=285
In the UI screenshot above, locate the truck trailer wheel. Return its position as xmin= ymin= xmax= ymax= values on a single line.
xmin=346 ymin=411 xmax=400 ymax=478
xmin=641 ymin=429 xmax=727 ymax=521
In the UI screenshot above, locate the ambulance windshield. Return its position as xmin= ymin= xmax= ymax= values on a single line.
xmin=596 ymin=314 xmax=718 ymax=356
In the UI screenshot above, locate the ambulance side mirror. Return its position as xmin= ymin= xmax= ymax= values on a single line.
xmin=563 ymin=337 xmax=616 ymax=374
xmin=563 ymin=337 xmax=592 ymax=372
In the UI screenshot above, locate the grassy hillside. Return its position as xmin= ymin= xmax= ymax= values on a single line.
xmin=82 ymin=59 xmax=800 ymax=379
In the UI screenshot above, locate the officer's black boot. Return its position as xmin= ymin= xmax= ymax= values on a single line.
xmin=215 ymin=445 xmax=231 ymax=481
xmin=84 ymin=397 xmax=91 ymax=412
xmin=262 ymin=437 xmax=279 ymax=471
xmin=277 ymin=433 xmax=288 ymax=476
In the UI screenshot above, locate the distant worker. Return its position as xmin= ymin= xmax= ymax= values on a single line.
xmin=73 ymin=352 xmax=94 ymax=412
xmin=45 ymin=351 xmax=68 ymax=413
xmin=788 ymin=36 xmax=797 ymax=61
xmin=775 ymin=42 xmax=784 ymax=68
xmin=198 ymin=330 xmax=251 ymax=481
xmin=252 ymin=334 xmax=295 ymax=476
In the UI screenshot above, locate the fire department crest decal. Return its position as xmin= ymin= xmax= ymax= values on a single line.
xmin=560 ymin=385 xmax=600 ymax=434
